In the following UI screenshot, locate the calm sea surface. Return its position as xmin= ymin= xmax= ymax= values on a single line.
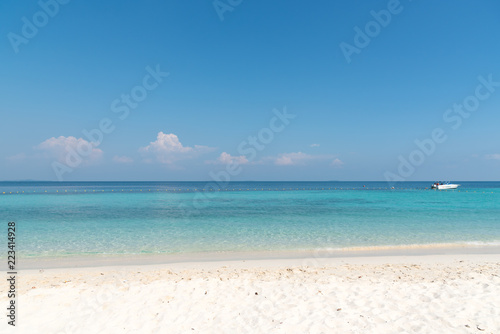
xmin=1 ymin=181 xmax=499 ymax=258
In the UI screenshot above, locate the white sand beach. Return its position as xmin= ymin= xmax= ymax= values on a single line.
xmin=2 ymin=253 xmax=499 ymax=333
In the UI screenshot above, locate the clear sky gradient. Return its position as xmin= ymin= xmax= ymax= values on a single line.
xmin=1 ymin=0 xmax=499 ymax=181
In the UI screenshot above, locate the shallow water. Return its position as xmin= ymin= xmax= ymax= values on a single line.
xmin=1 ymin=181 xmax=499 ymax=258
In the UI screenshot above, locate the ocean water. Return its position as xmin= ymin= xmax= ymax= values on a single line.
xmin=1 ymin=181 xmax=499 ymax=259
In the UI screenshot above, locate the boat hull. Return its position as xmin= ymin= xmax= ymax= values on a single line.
xmin=431 ymin=184 xmax=459 ymax=190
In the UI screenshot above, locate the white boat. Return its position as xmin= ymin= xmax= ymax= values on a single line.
xmin=431 ymin=182 xmax=460 ymax=190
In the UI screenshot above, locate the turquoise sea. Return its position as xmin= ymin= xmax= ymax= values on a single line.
xmin=1 ymin=181 xmax=499 ymax=260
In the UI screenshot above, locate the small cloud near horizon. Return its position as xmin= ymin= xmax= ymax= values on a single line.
xmin=310 ymin=143 xmax=320 ymax=148
xmin=206 ymin=152 xmax=249 ymax=165
xmin=36 ymin=136 xmax=103 ymax=165
xmin=139 ymin=132 xmax=215 ymax=165
xmin=275 ymin=152 xmax=313 ymax=166
xmin=330 ymin=158 xmax=344 ymax=167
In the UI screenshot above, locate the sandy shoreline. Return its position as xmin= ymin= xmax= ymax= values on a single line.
xmin=15 ymin=244 xmax=500 ymax=270
xmin=1 ymin=253 xmax=499 ymax=333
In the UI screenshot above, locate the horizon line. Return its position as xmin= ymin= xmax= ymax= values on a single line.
xmin=1 ymin=180 xmax=499 ymax=183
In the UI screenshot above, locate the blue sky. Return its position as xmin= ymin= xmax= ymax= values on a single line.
xmin=1 ymin=0 xmax=500 ymax=181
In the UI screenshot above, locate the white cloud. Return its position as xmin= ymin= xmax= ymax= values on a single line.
xmin=140 ymin=132 xmax=215 ymax=164
xmin=485 ymin=153 xmax=500 ymax=160
xmin=274 ymin=152 xmax=316 ymax=166
xmin=206 ymin=152 xmax=249 ymax=165
xmin=36 ymin=136 xmax=103 ymax=165
xmin=113 ymin=155 xmax=133 ymax=163
xmin=141 ymin=132 xmax=192 ymax=154
xmin=310 ymin=143 xmax=320 ymax=148
xmin=330 ymin=158 xmax=344 ymax=167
